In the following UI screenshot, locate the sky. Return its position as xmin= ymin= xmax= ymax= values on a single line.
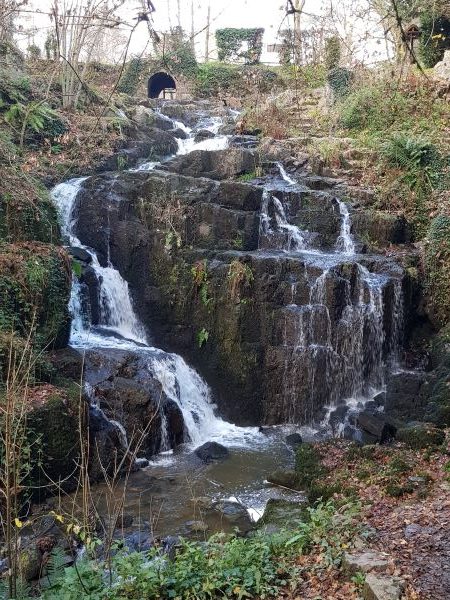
xmin=16 ymin=0 xmax=388 ymax=65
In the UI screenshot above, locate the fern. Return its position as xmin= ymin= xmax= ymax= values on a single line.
xmin=0 ymin=578 xmax=32 ymax=600
xmin=45 ymin=547 xmax=68 ymax=585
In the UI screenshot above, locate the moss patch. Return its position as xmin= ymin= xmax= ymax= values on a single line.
xmin=396 ymin=422 xmax=445 ymax=449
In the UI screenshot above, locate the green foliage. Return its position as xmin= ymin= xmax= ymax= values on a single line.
xmin=37 ymin=500 xmax=360 ymax=600
xmin=195 ymin=62 xmax=241 ymax=97
xmin=27 ymin=44 xmax=41 ymax=60
xmin=426 ymin=216 xmax=450 ymax=327
xmin=338 ymin=84 xmax=408 ymax=130
xmin=3 ymin=101 xmax=67 ymax=147
xmin=419 ymin=12 xmax=450 ymax=68
xmin=324 ymin=36 xmax=341 ymax=71
xmin=327 ymin=67 xmax=353 ymax=99
xmin=156 ymin=28 xmax=198 ymax=78
xmin=216 ymin=28 xmax=264 ymax=64
xmin=117 ymin=57 xmax=146 ymax=95
xmin=197 ymin=327 xmax=209 ymax=348
xmin=191 ymin=260 xmax=212 ymax=307
xmin=0 ymin=245 xmax=70 ymax=361
xmin=381 ymin=132 xmax=442 ymax=189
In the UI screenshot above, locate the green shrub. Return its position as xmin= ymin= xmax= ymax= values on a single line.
xmin=195 ymin=62 xmax=241 ymax=97
xmin=396 ymin=422 xmax=446 ymax=449
xmin=216 ymin=28 xmax=264 ymax=64
xmin=338 ymin=84 xmax=409 ymax=130
xmin=38 ymin=500 xmax=360 ymax=599
xmin=117 ymin=57 xmax=146 ymax=95
xmin=325 ymin=36 xmax=341 ymax=71
xmin=327 ymin=67 xmax=353 ymax=99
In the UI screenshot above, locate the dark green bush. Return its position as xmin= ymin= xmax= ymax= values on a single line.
xmin=195 ymin=62 xmax=241 ymax=97
xmin=117 ymin=57 xmax=146 ymax=95
xmin=327 ymin=67 xmax=353 ymax=99
xmin=325 ymin=36 xmax=341 ymax=71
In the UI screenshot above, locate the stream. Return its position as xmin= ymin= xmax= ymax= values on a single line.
xmin=50 ymin=101 xmax=405 ymax=538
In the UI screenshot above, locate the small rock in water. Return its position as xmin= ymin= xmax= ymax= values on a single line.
xmin=123 ymin=531 xmax=153 ymax=552
xmin=285 ymin=433 xmax=303 ymax=447
xmin=69 ymin=246 xmax=92 ymax=263
xmin=213 ymin=500 xmax=253 ymax=532
xmin=194 ymin=129 xmax=215 ymax=142
xmin=373 ymin=391 xmax=386 ymax=407
xmin=195 ymin=441 xmax=229 ymax=462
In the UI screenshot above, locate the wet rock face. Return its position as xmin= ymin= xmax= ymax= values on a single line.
xmin=164 ymin=148 xmax=258 ymax=180
xmin=73 ymin=153 xmax=410 ymax=427
xmin=80 ymin=347 xmax=185 ymax=458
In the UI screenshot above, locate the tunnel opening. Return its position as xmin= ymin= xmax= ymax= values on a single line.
xmin=148 ymin=72 xmax=176 ymax=99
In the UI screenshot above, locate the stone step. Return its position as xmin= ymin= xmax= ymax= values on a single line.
xmin=363 ymin=574 xmax=404 ymax=600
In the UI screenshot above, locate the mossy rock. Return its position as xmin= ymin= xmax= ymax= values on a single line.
xmin=26 ymin=383 xmax=84 ymax=499
xmin=260 ymin=499 xmax=308 ymax=530
xmin=0 ymin=243 xmax=71 ymax=370
xmin=0 ymin=137 xmax=60 ymax=243
xmin=396 ymin=422 xmax=445 ymax=449
xmin=267 ymin=469 xmax=302 ymax=490
xmin=295 ymin=443 xmax=326 ymax=487
xmin=425 ymin=216 xmax=450 ymax=328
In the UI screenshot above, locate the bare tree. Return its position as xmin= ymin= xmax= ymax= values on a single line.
xmin=50 ymin=0 xmax=126 ymax=109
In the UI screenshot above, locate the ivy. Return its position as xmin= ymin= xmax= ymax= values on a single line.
xmin=215 ymin=28 xmax=264 ymax=64
xmin=117 ymin=57 xmax=146 ymax=95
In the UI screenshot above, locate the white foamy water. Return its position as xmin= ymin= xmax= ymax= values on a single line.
xmin=335 ymin=198 xmax=355 ymax=255
xmin=276 ymin=162 xmax=297 ymax=185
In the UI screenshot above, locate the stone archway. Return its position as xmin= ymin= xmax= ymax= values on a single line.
xmin=147 ymin=72 xmax=176 ymax=99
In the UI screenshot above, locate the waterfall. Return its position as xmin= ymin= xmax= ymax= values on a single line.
xmin=276 ymin=162 xmax=297 ymax=186
xmin=278 ymin=263 xmax=391 ymax=424
xmin=335 ymin=199 xmax=355 ymax=255
xmin=52 ymin=177 xmax=260 ymax=453
xmin=259 ymin=190 xmax=306 ymax=251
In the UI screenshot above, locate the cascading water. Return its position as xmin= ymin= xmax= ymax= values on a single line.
xmin=259 ymin=190 xmax=306 ymax=251
xmin=51 ymin=177 xmax=261 ymax=454
xmin=335 ymin=198 xmax=355 ymax=255
xmin=276 ymin=162 xmax=297 ymax=186
xmin=260 ymin=176 xmax=404 ymax=427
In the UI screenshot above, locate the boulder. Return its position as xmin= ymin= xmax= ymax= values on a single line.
xmin=384 ymin=371 xmax=427 ymax=422
xmin=285 ymin=432 xmax=303 ymax=447
xmin=194 ymin=441 xmax=229 ymax=462
xmin=357 ymin=410 xmax=396 ymax=443
xmin=396 ymin=422 xmax=445 ymax=449
xmin=169 ymin=127 xmax=188 ymax=139
xmin=434 ymin=49 xmax=450 ymax=81
xmin=363 ymin=573 xmax=404 ymax=600
xmin=185 ymin=520 xmax=208 ymax=533
xmin=133 ymin=105 xmax=174 ymax=131
xmin=69 ymin=246 xmax=92 ymax=263
xmin=194 ymin=129 xmax=215 ymax=142
xmin=165 ymin=148 xmax=258 ymax=180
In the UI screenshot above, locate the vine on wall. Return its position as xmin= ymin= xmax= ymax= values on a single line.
xmin=215 ymin=28 xmax=264 ymax=64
